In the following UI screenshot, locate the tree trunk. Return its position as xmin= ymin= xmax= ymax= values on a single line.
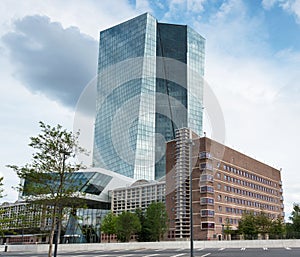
xmin=48 ymin=224 xmax=55 ymax=257
xmin=57 ymin=206 xmax=63 ymax=244
xmin=48 ymin=207 xmax=57 ymax=257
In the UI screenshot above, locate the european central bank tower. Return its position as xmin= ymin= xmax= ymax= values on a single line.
xmin=93 ymin=13 xmax=205 ymax=181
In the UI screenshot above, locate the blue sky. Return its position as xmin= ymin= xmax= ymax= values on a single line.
xmin=0 ymin=0 xmax=299 ymax=219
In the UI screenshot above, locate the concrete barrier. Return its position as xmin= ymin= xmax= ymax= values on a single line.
xmin=6 ymin=239 xmax=300 ymax=253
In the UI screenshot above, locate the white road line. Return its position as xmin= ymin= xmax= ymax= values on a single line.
xmin=175 ymin=248 xmax=186 ymax=251
xmin=170 ymin=254 xmax=185 ymax=257
xmin=143 ymin=254 xmax=160 ymax=257
xmin=219 ymin=248 xmax=225 ymax=251
xmin=197 ymin=248 xmax=204 ymax=251
xmin=200 ymin=253 xmax=211 ymax=257
xmin=286 ymin=247 xmax=291 ymax=250
xmin=241 ymin=247 xmax=246 ymax=251
xmin=119 ymin=254 xmax=134 ymax=257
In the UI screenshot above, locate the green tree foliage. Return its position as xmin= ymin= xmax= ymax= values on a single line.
xmin=238 ymin=211 xmax=258 ymax=239
xmin=135 ymin=208 xmax=150 ymax=242
xmin=239 ymin=211 xmax=286 ymax=240
xmin=101 ymin=212 xmax=116 ymax=243
xmin=290 ymin=204 xmax=300 ymax=230
xmin=144 ymin=202 xmax=168 ymax=241
xmin=288 ymin=204 xmax=300 ymax=238
xmin=269 ymin=218 xmax=285 ymax=239
xmin=7 ymin=121 xmax=86 ymax=257
xmin=115 ymin=211 xmax=141 ymax=242
xmin=256 ymin=211 xmax=272 ymax=239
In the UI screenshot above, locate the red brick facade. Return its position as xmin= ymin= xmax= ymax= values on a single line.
xmin=166 ymin=132 xmax=284 ymax=241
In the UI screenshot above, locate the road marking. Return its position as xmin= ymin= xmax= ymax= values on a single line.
xmin=154 ymin=248 xmax=166 ymax=251
xmin=170 ymin=254 xmax=185 ymax=257
xmin=263 ymin=247 xmax=268 ymax=251
xmin=219 ymin=248 xmax=225 ymax=251
xmin=286 ymin=247 xmax=291 ymax=250
xmin=143 ymin=254 xmax=160 ymax=257
xmin=200 ymin=253 xmax=211 ymax=257
xmin=119 ymin=254 xmax=134 ymax=257
xmin=197 ymin=248 xmax=204 ymax=251
xmin=241 ymin=248 xmax=246 ymax=251
xmin=175 ymin=248 xmax=186 ymax=251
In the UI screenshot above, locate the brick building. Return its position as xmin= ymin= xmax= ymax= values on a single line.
xmin=166 ymin=128 xmax=284 ymax=240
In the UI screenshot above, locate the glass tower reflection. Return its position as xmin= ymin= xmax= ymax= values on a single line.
xmin=93 ymin=13 xmax=205 ymax=181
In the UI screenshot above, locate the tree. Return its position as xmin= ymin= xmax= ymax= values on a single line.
xmin=135 ymin=208 xmax=150 ymax=242
xmin=256 ymin=211 xmax=271 ymax=239
xmin=144 ymin=202 xmax=168 ymax=241
xmin=288 ymin=204 xmax=300 ymax=238
xmin=115 ymin=211 xmax=141 ymax=242
xmin=238 ymin=211 xmax=257 ymax=239
xmin=8 ymin=121 xmax=86 ymax=257
xmin=270 ymin=218 xmax=285 ymax=239
xmin=223 ymin=218 xmax=232 ymax=240
xmin=101 ymin=212 xmax=116 ymax=243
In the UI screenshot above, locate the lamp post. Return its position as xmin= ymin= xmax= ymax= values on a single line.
xmin=54 ymin=151 xmax=70 ymax=257
xmin=188 ymin=137 xmax=194 ymax=257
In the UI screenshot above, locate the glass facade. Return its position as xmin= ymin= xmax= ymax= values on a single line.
xmin=23 ymin=172 xmax=112 ymax=196
xmin=93 ymin=13 xmax=205 ymax=180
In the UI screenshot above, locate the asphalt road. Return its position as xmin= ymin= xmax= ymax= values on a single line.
xmin=3 ymin=247 xmax=300 ymax=257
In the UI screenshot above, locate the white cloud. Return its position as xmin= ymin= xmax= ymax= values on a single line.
xmin=0 ymin=55 xmax=74 ymax=202
xmin=136 ymin=0 xmax=153 ymax=12
xmin=187 ymin=0 xmax=206 ymax=12
xmin=289 ymin=0 xmax=300 ymax=22
xmin=262 ymin=0 xmax=278 ymax=9
xmin=2 ymin=15 xmax=98 ymax=109
xmin=0 ymin=0 xmax=137 ymax=39
xmin=163 ymin=0 xmax=206 ymax=21
xmin=262 ymin=0 xmax=300 ymax=24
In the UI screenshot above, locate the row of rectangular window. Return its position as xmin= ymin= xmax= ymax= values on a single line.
xmin=201 ymin=209 xmax=215 ymax=217
xmin=200 ymin=186 xmax=214 ymax=193
xmin=218 ymin=217 xmax=239 ymax=225
xmin=221 ymin=183 xmax=276 ymax=203
xmin=223 ymin=195 xmax=278 ymax=211
xmin=223 ymin=164 xmax=275 ymax=187
xmin=217 ymin=173 xmax=277 ymax=195
xmin=200 ymin=197 xmax=214 ymax=205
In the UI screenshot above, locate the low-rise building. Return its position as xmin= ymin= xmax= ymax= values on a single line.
xmin=166 ymin=128 xmax=284 ymax=241
xmin=111 ymin=179 xmax=165 ymax=215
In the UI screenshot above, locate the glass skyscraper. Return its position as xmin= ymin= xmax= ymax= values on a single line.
xmin=93 ymin=13 xmax=205 ymax=181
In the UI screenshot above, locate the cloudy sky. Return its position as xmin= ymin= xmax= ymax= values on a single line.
xmin=1 ymin=0 xmax=299 ymax=219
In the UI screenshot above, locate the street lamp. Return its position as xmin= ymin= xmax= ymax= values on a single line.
xmin=188 ymin=137 xmax=194 ymax=257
